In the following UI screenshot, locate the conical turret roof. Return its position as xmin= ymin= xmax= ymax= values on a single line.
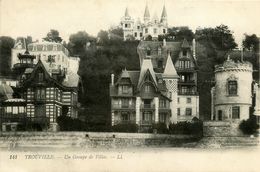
xmin=163 ymin=53 xmax=179 ymax=78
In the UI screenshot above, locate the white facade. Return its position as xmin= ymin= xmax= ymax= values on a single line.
xmin=211 ymin=57 xmax=253 ymax=121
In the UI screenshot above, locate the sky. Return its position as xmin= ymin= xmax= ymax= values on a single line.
xmin=1 ymin=0 xmax=260 ymax=47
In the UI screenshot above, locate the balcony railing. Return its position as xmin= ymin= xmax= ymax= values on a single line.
xmin=140 ymin=120 xmax=153 ymax=125
xmin=178 ymin=80 xmax=195 ymax=84
xmin=13 ymin=63 xmax=35 ymax=69
xmin=140 ymin=104 xmax=155 ymax=109
xmin=175 ymin=67 xmax=196 ymax=72
xmin=112 ymin=104 xmax=135 ymax=109
xmin=114 ymin=120 xmax=136 ymax=125
xmin=178 ymin=91 xmax=198 ymax=95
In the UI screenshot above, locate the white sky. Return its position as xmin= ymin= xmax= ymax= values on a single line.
xmin=1 ymin=0 xmax=260 ymax=47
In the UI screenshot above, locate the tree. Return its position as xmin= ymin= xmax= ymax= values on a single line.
xmin=196 ymin=25 xmax=237 ymax=51
xmin=68 ymin=31 xmax=95 ymax=56
xmin=145 ymin=35 xmax=152 ymax=41
xmin=167 ymin=26 xmax=194 ymax=41
xmin=0 ymin=36 xmax=14 ymax=75
xmin=43 ymin=29 xmax=62 ymax=43
xmin=97 ymin=30 xmax=109 ymax=45
xmin=242 ymin=34 xmax=259 ymax=51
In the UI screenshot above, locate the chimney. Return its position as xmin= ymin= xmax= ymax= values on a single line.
xmin=192 ymin=38 xmax=196 ymax=60
xmin=163 ymin=38 xmax=166 ymax=46
xmin=111 ymin=74 xmax=114 ymax=86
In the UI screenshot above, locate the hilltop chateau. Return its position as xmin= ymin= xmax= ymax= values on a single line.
xmin=110 ymin=38 xmax=199 ymax=130
xmin=0 ymin=37 xmax=80 ymax=131
xmin=120 ymin=4 xmax=168 ymax=40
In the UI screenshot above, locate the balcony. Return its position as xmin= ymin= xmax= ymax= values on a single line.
xmin=114 ymin=120 xmax=136 ymax=125
xmin=112 ymin=104 xmax=135 ymax=110
xmin=175 ymin=67 xmax=196 ymax=72
xmin=178 ymin=80 xmax=196 ymax=85
xmin=159 ymin=105 xmax=171 ymax=112
xmin=139 ymin=120 xmax=153 ymax=125
xmin=140 ymin=104 xmax=155 ymax=110
xmin=178 ymin=90 xmax=198 ymax=95
xmin=13 ymin=63 xmax=35 ymax=69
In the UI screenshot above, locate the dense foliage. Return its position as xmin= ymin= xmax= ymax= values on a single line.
xmin=0 ymin=36 xmax=14 ymax=75
xmin=112 ymin=123 xmax=138 ymax=133
xmin=239 ymin=118 xmax=259 ymax=135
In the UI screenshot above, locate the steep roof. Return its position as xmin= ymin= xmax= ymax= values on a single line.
xmin=0 ymin=84 xmax=13 ymax=100
xmin=144 ymin=4 xmax=150 ymax=18
xmin=161 ymin=5 xmax=167 ymax=18
xmin=125 ymin=7 xmax=130 ymax=17
xmin=138 ymin=59 xmax=157 ymax=88
xmin=163 ymin=53 xmax=179 ymax=78
xmin=181 ymin=38 xmax=190 ymax=48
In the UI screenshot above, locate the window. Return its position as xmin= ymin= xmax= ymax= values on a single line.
xmin=185 ymin=108 xmax=192 ymax=116
xmin=146 ymin=48 xmax=151 ymax=56
xmin=159 ymin=99 xmax=166 ymax=108
xmin=159 ymin=113 xmax=167 ymax=122
xmin=125 ymin=24 xmax=128 ymax=28
xmin=185 ymin=61 xmax=190 ymax=68
xmin=153 ymin=28 xmax=157 ymax=34
xmin=187 ymin=98 xmax=191 ymax=103
xmin=183 ymin=50 xmax=187 ymax=56
xmin=157 ymin=60 xmax=163 ymax=68
xmin=121 ymin=112 xmax=130 ymax=121
xmin=142 ymin=111 xmax=152 ymax=121
xmin=145 ymin=28 xmax=148 ymax=33
xmin=158 ymin=48 xmax=161 ymax=56
xmin=177 ymin=98 xmax=180 ymax=103
xmin=177 ymin=108 xmax=180 ymax=116
xmin=228 ymin=81 xmax=237 ymax=95
xmin=134 ymin=32 xmax=137 ymax=37
xmin=36 ymin=88 xmax=45 ymax=100
xmin=144 ymin=85 xmax=151 ymax=93
xmin=122 ymin=98 xmax=129 ymax=108
xmin=122 ymin=85 xmax=128 ymax=94
xmin=19 ymin=106 xmax=24 ymax=113
xmin=232 ymin=106 xmax=240 ymax=119
xmin=140 ymin=33 xmax=143 ymax=37
xmin=38 ymin=73 xmax=43 ymax=82
xmin=13 ymin=107 xmax=18 ymax=114
xmin=137 ymin=26 xmax=140 ymax=29
xmin=163 ymin=29 xmax=166 ymax=34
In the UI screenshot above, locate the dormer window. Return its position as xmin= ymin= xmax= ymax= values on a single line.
xmin=146 ymin=48 xmax=151 ymax=56
xmin=183 ymin=50 xmax=187 ymax=56
xmin=228 ymin=81 xmax=237 ymax=95
xmin=38 ymin=73 xmax=43 ymax=82
xmin=122 ymin=85 xmax=128 ymax=94
xmin=144 ymin=85 xmax=151 ymax=93
xmin=158 ymin=48 xmax=161 ymax=56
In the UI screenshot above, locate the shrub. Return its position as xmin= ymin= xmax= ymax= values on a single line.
xmin=239 ymin=118 xmax=259 ymax=135
xmin=112 ymin=123 xmax=138 ymax=133
xmin=57 ymin=115 xmax=86 ymax=131
xmin=151 ymin=123 xmax=169 ymax=134
xmin=169 ymin=120 xmax=203 ymax=135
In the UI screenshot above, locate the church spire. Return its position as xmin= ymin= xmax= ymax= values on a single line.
xmin=144 ymin=4 xmax=150 ymax=22
xmin=160 ymin=4 xmax=167 ymax=24
xmin=125 ymin=7 xmax=130 ymax=18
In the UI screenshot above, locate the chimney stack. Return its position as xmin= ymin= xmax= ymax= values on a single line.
xmin=192 ymin=38 xmax=196 ymax=60
xmin=111 ymin=73 xmax=114 ymax=86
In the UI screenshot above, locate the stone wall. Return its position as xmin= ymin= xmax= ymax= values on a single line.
xmin=0 ymin=132 xmax=199 ymax=150
xmin=203 ymin=121 xmax=243 ymax=137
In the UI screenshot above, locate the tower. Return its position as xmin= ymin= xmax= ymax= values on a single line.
xmin=160 ymin=5 xmax=167 ymax=26
xmin=144 ymin=4 xmax=150 ymax=25
xmin=163 ymin=52 xmax=179 ymax=123
xmin=121 ymin=7 xmax=134 ymax=40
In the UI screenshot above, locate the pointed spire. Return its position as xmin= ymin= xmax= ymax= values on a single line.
xmin=181 ymin=38 xmax=190 ymax=48
xmin=163 ymin=53 xmax=178 ymax=78
xmin=161 ymin=4 xmax=167 ymax=18
xmin=144 ymin=4 xmax=150 ymax=19
xmin=125 ymin=7 xmax=130 ymax=17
